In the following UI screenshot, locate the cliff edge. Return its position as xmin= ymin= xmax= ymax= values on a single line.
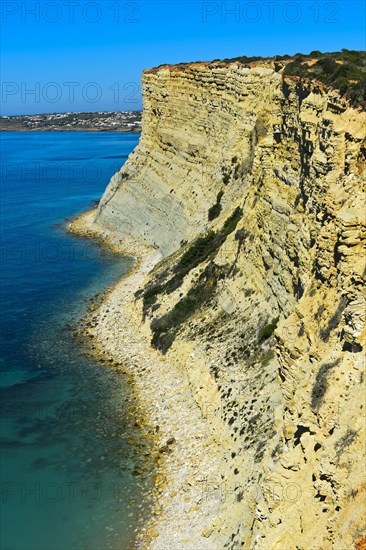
xmin=78 ymin=56 xmax=366 ymax=549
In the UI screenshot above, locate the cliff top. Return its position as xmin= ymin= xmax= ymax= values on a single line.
xmin=144 ymin=49 xmax=366 ymax=109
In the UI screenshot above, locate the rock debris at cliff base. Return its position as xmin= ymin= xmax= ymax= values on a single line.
xmin=71 ymin=57 xmax=366 ymax=549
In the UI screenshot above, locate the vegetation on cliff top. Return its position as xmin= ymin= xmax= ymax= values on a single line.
xmin=220 ymin=49 xmax=366 ymax=109
xmin=155 ymin=50 xmax=365 ymax=109
xmin=283 ymin=50 xmax=366 ymax=108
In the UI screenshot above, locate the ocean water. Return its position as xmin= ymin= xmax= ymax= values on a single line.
xmin=0 ymin=132 xmax=152 ymax=550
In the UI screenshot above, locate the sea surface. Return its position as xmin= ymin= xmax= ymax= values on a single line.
xmin=0 ymin=132 xmax=151 ymax=550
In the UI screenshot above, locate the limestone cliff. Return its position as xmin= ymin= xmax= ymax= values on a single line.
xmin=93 ymin=60 xmax=366 ymax=548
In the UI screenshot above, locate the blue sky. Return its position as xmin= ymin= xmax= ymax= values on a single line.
xmin=1 ymin=0 xmax=365 ymax=115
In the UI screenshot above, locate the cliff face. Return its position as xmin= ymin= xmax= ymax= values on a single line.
xmin=97 ymin=63 xmax=286 ymax=255
xmin=95 ymin=61 xmax=366 ymax=548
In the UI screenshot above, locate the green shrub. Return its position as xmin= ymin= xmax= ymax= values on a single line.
xmin=316 ymin=57 xmax=339 ymax=75
xmin=175 ymin=231 xmax=218 ymax=272
xmin=151 ymin=262 xmax=229 ymax=353
xmin=258 ymin=316 xmax=279 ymax=343
xmin=151 ymin=282 xmax=214 ymax=353
xmin=208 ymin=202 xmax=222 ymax=220
xmin=208 ymin=190 xmax=224 ymax=221
xmin=223 ymin=173 xmax=230 ymax=185
xmin=175 ymin=209 xmax=242 ymax=274
xmin=141 ymin=283 xmax=165 ymax=319
xmin=222 ymin=207 xmax=242 ymax=236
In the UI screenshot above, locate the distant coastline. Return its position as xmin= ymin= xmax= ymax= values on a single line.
xmin=1 ymin=127 xmax=142 ymax=133
xmin=0 ymin=111 xmax=142 ymax=133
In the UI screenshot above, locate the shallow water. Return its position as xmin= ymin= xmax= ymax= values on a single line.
xmin=0 ymin=131 xmax=152 ymax=550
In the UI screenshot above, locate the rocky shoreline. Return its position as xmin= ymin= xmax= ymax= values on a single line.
xmin=68 ymin=210 xmax=227 ymax=549
xmin=66 ymin=55 xmax=366 ymax=548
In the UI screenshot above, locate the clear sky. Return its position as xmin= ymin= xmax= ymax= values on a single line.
xmin=1 ymin=0 xmax=365 ymax=115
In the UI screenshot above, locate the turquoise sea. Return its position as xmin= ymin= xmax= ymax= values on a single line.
xmin=0 ymin=132 xmax=151 ymax=550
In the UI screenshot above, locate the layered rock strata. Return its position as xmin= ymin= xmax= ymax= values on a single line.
xmin=86 ymin=60 xmax=366 ymax=549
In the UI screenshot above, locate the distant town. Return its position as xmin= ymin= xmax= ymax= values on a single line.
xmin=0 ymin=111 xmax=142 ymax=132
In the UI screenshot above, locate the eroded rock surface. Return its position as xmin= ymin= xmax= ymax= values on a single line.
xmin=92 ymin=60 xmax=365 ymax=549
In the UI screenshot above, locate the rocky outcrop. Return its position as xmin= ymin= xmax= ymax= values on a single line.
xmin=92 ymin=60 xmax=366 ymax=548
